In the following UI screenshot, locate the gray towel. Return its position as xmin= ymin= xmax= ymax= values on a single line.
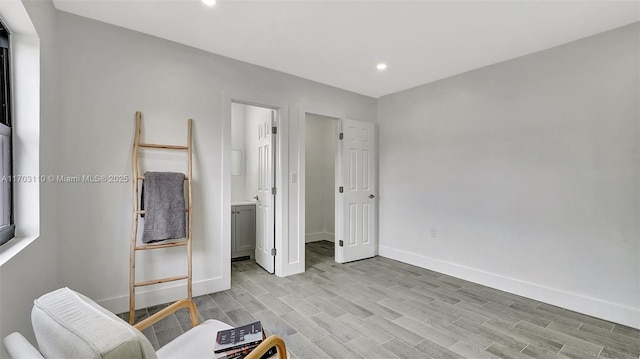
xmin=142 ymin=172 xmax=186 ymax=243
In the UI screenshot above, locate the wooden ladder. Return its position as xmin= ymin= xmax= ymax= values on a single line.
xmin=129 ymin=111 xmax=197 ymax=327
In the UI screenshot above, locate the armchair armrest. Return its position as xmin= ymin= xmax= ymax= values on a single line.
xmin=133 ymin=298 xmax=199 ymax=331
xmin=3 ymin=332 xmax=44 ymax=359
xmin=246 ymin=335 xmax=287 ymax=359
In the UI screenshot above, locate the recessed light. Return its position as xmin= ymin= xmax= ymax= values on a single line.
xmin=203 ymin=0 xmax=216 ymax=6
xmin=377 ymin=63 xmax=387 ymax=70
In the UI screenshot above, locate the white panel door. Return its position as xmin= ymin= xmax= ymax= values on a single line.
xmin=336 ymin=119 xmax=376 ymax=263
xmin=255 ymin=111 xmax=275 ymax=273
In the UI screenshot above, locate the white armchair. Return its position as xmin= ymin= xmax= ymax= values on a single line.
xmin=3 ymin=288 xmax=286 ymax=359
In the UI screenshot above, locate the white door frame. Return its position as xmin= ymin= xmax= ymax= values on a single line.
xmin=298 ymin=106 xmax=344 ymax=276
xmin=223 ymin=92 xmax=288 ymax=281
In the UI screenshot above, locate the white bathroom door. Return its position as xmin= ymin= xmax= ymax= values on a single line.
xmin=336 ymin=119 xmax=377 ymax=263
xmin=255 ymin=111 xmax=275 ymax=273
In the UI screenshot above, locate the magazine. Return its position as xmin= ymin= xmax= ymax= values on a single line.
xmin=213 ymin=321 xmax=278 ymax=359
xmin=214 ymin=321 xmax=263 ymax=354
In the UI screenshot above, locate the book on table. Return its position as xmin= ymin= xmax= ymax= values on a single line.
xmin=214 ymin=321 xmax=277 ymax=359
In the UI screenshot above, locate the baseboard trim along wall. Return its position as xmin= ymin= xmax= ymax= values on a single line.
xmin=305 ymin=232 xmax=335 ymax=243
xmin=379 ymin=245 xmax=640 ymax=330
xmin=98 ymin=277 xmax=228 ymax=314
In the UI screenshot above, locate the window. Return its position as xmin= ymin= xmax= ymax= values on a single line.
xmin=0 ymin=20 xmax=13 ymax=245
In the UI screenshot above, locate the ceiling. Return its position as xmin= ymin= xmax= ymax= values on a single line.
xmin=52 ymin=0 xmax=639 ymax=98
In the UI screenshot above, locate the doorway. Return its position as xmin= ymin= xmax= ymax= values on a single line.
xmin=302 ymin=112 xmax=378 ymax=270
xmin=304 ymin=114 xmax=338 ymax=268
xmin=231 ymin=102 xmax=276 ymax=274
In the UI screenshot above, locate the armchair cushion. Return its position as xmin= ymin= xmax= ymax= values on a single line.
xmin=156 ymin=319 xmax=233 ymax=359
xmin=31 ymin=288 xmax=157 ymax=359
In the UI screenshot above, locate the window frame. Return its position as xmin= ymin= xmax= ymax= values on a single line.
xmin=0 ymin=19 xmax=14 ymax=246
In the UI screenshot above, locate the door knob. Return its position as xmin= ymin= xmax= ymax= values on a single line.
xmin=253 ymin=195 xmax=259 ymax=201
xmin=369 ymin=194 xmax=376 ymax=199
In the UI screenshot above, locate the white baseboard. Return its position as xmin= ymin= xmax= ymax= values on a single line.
xmin=305 ymin=232 xmax=335 ymax=243
xmin=325 ymin=233 xmax=335 ymax=243
xmin=379 ymin=245 xmax=640 ymax=329
xmin=305 ymin=232 xmax=326 ymax=243
xmin=97 ymin=277 xmax=229 ymax=314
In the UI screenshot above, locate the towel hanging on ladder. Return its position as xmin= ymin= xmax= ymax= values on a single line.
xmin=141 ymin=171 xmax=186 ymax=243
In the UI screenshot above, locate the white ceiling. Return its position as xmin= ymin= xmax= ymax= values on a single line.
xmin=52 ymin=0 xmax=639 ymax=98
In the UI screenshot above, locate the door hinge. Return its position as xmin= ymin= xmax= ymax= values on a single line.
xmin=339 ymin=240 xmax=344 ymax=247
xmin=339 ymin=186 xmax=343 ymax=193
xmin=272 ymin=187 xmax=277 ymax=195
xmin=272 ymin=126 xmax=278 ymax=135
xmin=271 ymin=248 xmax=276 ymax=256
xmin=339 ymin=132 xmax=344 ymax=140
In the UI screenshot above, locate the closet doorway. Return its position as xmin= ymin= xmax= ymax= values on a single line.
xmin=304 ymin=114 xmax=338 ymax=267
xmin=302 ymin=112 xmax=377 ymax=270
xmin=231 ymin=102 xmax=276 ymax=274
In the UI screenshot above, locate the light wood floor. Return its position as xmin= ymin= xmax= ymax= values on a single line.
xmin=120 ymin=241 xmax=640 ymax=359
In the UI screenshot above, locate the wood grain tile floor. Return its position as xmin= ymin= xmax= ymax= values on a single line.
xmin=119 ymin=241 xmax=640 ymax=358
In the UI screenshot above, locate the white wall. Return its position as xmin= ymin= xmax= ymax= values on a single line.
xmin=305 ymin=114 xmax=336 ymax=243
xmin=377 ymin=23 xmax=640 ymax=328
xmin=0 ymin=0 xmax=60 ymax=354
xmin=230 ymin=103 xmax=246 ymax=202
xmin=54 ymin=11 xmax=375 ymax=312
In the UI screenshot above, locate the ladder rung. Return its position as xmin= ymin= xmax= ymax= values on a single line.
xmin=135 ymin=275 xmax=188 ymax=287
xmin=138 ymin=176 xmax=189 ymax=181
xmin=137 ymin=208 xmax=189 ymax=214
xmin=135 ymin=241 xmax=188 ymax=250
xmin=139 ymin=143 xmax=188 ymax=150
